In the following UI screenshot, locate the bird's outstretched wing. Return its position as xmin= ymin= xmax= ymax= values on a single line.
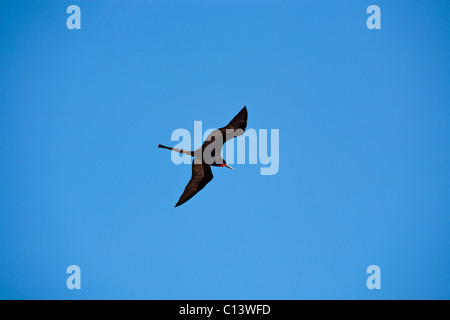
xmin=202 ymin=106 xmax=248 ymax=153
xmin=175 ymin=161 xmax=213 ymax=207
xmin=220 ymin=105 xmax=248 ymax=139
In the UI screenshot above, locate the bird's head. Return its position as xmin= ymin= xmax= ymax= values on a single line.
xmin=220 ymin=163 xmax=235 ymax=170
xmin=219 ymin=160 xmax=234 ymax=171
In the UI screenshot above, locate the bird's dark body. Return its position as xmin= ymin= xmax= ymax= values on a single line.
xmin=158 ymin=106 xmax=248 ymax=207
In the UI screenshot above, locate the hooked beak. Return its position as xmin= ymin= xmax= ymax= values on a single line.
xmin=224 ymin=164 xmax=235 ymax=171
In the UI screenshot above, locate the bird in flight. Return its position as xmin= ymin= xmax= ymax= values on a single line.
xmin=158 ymin=106 xmax=248 ymax=207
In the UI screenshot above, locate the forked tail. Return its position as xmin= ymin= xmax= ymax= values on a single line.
xmin=158 ymin=144 xmax=194 ymax=156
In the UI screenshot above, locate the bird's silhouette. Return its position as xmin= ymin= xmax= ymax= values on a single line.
xmin=158 ymin=106 xmax=248 ymax=207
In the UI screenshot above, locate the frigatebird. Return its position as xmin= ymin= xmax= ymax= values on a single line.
xmin=158 ymin=106 xmax=248 ymax=207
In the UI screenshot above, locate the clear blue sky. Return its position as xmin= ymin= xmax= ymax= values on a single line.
xmin=0 ymin=0 xmax=449 ymax=299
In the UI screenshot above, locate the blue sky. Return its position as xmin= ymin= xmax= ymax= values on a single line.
xmin=0 ymin=0 xmax=449 ymax=299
